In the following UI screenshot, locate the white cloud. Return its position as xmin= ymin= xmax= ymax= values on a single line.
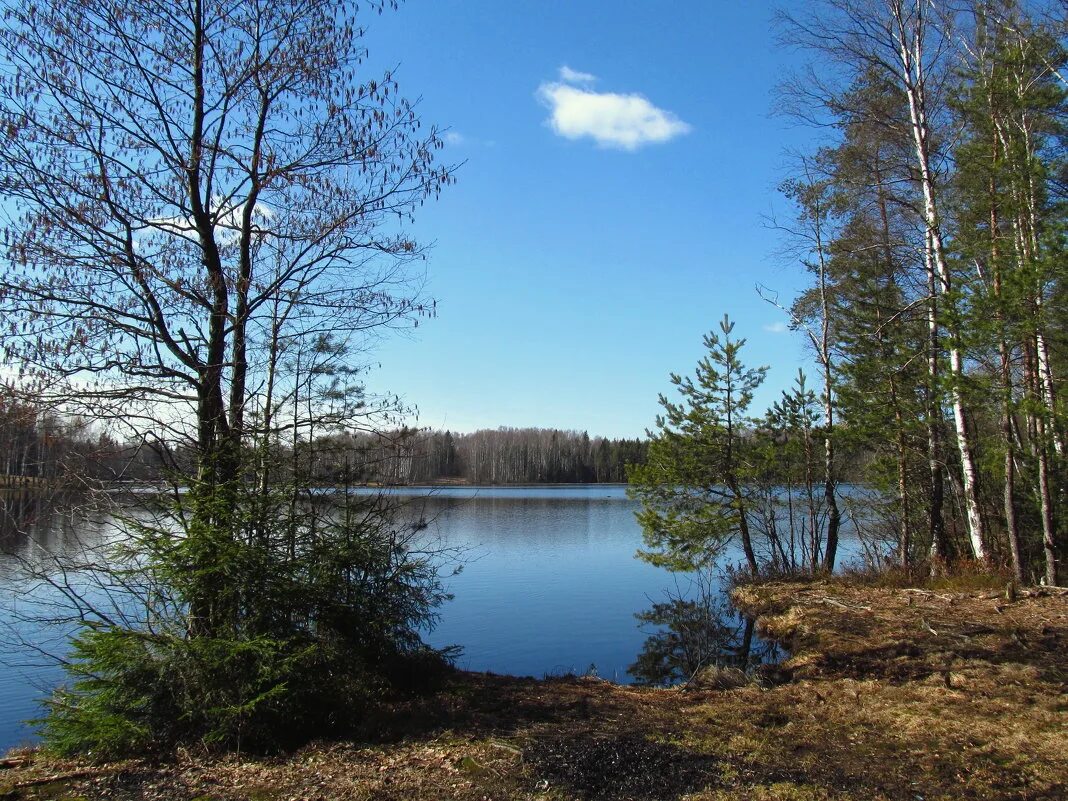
xmin=763 ymin=321 xmax=789 ymax=334
xmin=442 ymin=131 xmax=465 ymax=146
xmin=536 ymin=78 xmax=691 ymax=151
xmin=558 ymin=65 xmax=597 ymax=84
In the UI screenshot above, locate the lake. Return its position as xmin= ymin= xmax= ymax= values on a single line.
xmin=0 ymin=485 xmax=871 ymax=752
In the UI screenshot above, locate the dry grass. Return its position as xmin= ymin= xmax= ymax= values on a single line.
xmin=4 ymin=579 xmax=1066 ymax=801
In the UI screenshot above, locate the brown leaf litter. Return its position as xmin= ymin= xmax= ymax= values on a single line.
xmin=3 ymin=579 xmax=1065 ymax=801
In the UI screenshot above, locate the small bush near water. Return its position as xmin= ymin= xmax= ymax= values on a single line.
xmin=41 ymin=628 xmax=452 ymax=758
xmin=35 ymin=491 xmax=455 ymax=759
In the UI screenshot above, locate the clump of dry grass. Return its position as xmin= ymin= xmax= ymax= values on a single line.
xmin=830 ymin=559 xmax=1019 ymax=592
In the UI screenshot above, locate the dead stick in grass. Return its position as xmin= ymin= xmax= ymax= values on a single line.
xmin=819 ymin=597 xmax=872 ymax=612
xmin=902 ymin=589 xmax=954 ymax=601
xmin=1021 ymin=587 xmax=1068 ymax=597
xmin=487 ymin=741 xmax=523 ymax=759
xmin=6 ymin=767 xmax=116 ymax=791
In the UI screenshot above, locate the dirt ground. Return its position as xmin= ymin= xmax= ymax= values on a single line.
xmin=3 ymin=578 xmax=1065 ymax=801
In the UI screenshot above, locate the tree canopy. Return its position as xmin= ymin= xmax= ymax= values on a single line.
xmin=0 ymin=0 xmax=456 ymax=754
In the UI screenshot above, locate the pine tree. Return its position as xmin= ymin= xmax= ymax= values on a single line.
xmin=628 ymin=316 xmax=767 ymax=574
xmin=952 ymin=0 xmax=1067 ymax=582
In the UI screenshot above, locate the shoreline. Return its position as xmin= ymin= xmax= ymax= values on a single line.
xmin=4 ymin=576 xmax=1065 ymax=800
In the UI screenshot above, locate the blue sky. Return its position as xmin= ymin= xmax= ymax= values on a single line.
xmin=362 ymin=1 xmax=820 ymax=438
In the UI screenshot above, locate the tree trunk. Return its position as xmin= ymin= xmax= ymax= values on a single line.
xmin=736 ymin=498 xmax=759 ymax=576
xmin=875 ymin=176 xmax=912 ymax=567
xmin=990 ymin=174 xmax=1024 ymax=581
xmin=806 ymin=162 xmax=840 ymax=573
xmin=891 ymin=1 xmax=986 ymax=561
xmin=1036 ymin=409 xmax=1059 ymax=585
xmin=925 ymin=244 xmax=949 ymax=570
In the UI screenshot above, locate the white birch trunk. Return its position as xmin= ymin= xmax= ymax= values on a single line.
xmin=890 ymin=0 xmax=986 ymax=562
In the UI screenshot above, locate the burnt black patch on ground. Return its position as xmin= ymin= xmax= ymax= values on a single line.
xmin=363 ymin=673 xmax=648 ymax=745
xmin=524 ymin=732 xmax=719 ymax=800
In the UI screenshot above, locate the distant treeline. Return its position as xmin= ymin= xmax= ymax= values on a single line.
xmin=0 ymin=398 xmax=66 ymax=481
xmin=0 ymin=399 xmax=647 ymax=487
xmin=0 ymin=397 xmax=163 ymax=486
xmin=310 ymin=427 xmax=649 ymax=485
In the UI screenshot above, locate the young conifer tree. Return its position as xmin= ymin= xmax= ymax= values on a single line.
xmin=628 ymin=316 xmax=767 ymax=575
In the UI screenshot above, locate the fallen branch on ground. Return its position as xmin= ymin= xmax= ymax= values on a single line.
xmin=902 ymin=589 xmax=954 ymax=602
xmin=818 ymin=597 xmax=872 ymax=612
xmin=4 ymin=767 xmax=117 ymax=792
xmin=1020 ymin=587 xmax=1068 ymax=597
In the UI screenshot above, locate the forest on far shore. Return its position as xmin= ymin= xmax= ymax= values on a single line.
xmin=0 ymin=401 xmax=648 ymax=486
xmin=314 ymin=427 xmax=649 ymax=485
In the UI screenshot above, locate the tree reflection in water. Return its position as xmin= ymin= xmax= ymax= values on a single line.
xmin=0 ymin=492 xmax=48 ymax=551
xmin=628 ymin=573 xmax=783 ymax=686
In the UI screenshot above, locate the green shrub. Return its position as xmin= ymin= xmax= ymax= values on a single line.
xmin=43 ymin=624 xmax=452 ymax=757
xmin=39 ymin=489 xmax=454 ymax=757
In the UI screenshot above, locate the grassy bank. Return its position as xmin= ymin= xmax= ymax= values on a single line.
xmin=3 ymin=578 xmax=1065 ymax=801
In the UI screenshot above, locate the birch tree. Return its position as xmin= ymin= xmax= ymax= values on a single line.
xmin=780 ymin=0 xmax=990 ymax=563
xmin=0 ymin=0 xmax=451 ymax=631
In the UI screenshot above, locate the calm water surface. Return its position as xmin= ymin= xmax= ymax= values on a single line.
xmin=410 ymin=485 xmax=685 ymax=679
xmin=0 ymin=485 xmax=868 ymax=752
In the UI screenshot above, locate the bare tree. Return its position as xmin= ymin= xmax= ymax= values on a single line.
xmin=764 ymin=156 xmax=843 ymax=572
xmin=0 ymin=0 xmax=463 ymax=755
xmin=0 ymin=0 xmax=452 ymax=635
